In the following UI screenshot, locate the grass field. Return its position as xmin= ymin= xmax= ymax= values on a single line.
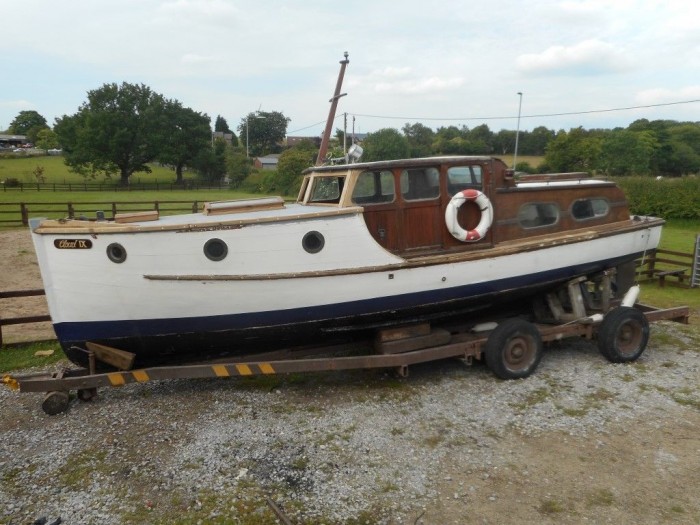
xmin=0 ymin=154 xmax=261 ymax=225
xmin=0 ymin=153 xmax=181 ymax=184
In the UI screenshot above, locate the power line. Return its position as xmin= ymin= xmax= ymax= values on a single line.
xmin=288 ymin=114 xmax=344 ymax=135
xmin=348 ymin=98 xmax=700 ymax=123
xmin=287 ymin=98 xmax=700 ymax=135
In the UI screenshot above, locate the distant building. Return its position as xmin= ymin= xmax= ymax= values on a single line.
xmin=0 ymin=134 xmax=27 ymax=148
xmin=212 ymin=131 xmax=234 ymax=145
xmin=254 ymin=154 xmax=280 ymax=170
xmin=286 ymin=136 xmax=321 ymax=147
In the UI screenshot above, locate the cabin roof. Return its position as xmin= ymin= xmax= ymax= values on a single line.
xmin=303 ymin=156 xmax=499 ymax=174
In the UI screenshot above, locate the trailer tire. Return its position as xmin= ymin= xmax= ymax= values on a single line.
xmin=484 ymin=319 xmax=543 ymax=379
xmin=598 ymin=306 xmax=649 ymax=363
xmin=42 ymin=390 xmax=70 ymax=415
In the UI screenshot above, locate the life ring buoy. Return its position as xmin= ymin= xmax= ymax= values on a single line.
xmin=445 ymin=189 xmax=493 ymax=242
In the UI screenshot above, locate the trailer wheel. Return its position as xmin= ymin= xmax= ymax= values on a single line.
xmin=598 ymin=306 xmax=649 ymax=363
xmin=484 ymin=319 xmax=543 ymax=379
xmin=42 ymin=391 xmax=70 ymax=415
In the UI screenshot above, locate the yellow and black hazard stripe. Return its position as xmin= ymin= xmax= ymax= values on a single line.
xmin=106 ymin=362 xmax=277 ymax=387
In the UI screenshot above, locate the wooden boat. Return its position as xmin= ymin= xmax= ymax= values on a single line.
xmin=29 ymin=155 xmax=662 ymax=367
xmin=27 ymin=56 xmax=662 ymax=369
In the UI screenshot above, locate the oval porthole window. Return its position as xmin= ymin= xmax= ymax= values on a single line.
xmin=106 ymin=243 xmax=127 ymax=264
xmin=302 ymin=231 xmax=325 ymax=254
xmin=204 ymin=238 xmax=228 ymax=261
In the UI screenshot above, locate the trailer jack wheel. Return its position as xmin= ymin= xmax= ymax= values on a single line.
xmin=42 ymin=391 xmax=70 ymax=415
xmin=598 ymin=306 xmax=649 ymax=363
xmin=77 ymin=388 xmax=98 ymax=402
xmin=485 ymin=319 xmax=543 ymax=379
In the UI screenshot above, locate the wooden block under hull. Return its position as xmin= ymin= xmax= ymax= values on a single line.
xmin=374 ymin=327 xmax=452 ymax=355
xmin=85 ymin=342 xmax=136 ymax=370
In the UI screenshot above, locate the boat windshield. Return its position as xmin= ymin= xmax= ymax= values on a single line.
xmin=307 ymin=175 xmax=346 ymax=205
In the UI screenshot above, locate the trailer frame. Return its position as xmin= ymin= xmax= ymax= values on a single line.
xmin=2 ymin=298 xmax=689 ymax=415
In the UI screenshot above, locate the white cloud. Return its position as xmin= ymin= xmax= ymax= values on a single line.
xmin=636 ymin=86 xmax=700 ymax=105
xmin=375 ymin=77 xmax=464 ymax=95
xmin=516 ymin=39 xmax=632 ymax=76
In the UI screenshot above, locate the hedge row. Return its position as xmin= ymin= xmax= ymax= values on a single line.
xmin=617 ymin=176 xmax=700 ymax=220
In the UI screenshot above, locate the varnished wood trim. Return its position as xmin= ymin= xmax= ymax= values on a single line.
xmin=33 ymin=206 xmax=365 ymax=235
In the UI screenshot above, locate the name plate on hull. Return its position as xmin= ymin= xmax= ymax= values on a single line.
xmin=54 ymin=239 xmax=93 ymax=249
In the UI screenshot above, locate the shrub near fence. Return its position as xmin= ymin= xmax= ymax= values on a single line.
xmin=617 ymin=176 xmax=700 ymax=220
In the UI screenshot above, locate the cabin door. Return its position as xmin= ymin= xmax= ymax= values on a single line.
xmin=351 ymin=169 xmax=401 ymax=252
xmin=399 ymin=167 xmax=443 ymax=251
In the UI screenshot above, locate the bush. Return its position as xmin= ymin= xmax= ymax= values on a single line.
xmin=617 ymin=176 xmax=700 ymax=219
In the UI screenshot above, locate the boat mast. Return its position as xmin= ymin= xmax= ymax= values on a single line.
xmin=315 ymin=52 xmax=350 ymax=165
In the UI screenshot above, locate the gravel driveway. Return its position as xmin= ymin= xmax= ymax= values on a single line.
xmin=2 ymin=319 xmax=699 ymax=525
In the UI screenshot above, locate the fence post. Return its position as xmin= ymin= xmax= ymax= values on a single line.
xmin=154 ymin=201 xmax=160 ymax=213
xmin=68 ymin=202 xmax=74 ymax=219
xmin=20 ymin=203 xmax=28 ymax=226
xmin=112 ymin=202 xmax=117 ymax=218
xmin=192 ymin=201 xmax=198 ymax=213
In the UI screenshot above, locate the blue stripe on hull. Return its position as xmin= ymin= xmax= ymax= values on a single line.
xmin=54 ymin=253 xmax=640 ymax=356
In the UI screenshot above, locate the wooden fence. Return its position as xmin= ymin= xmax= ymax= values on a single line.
xmin=636 ymin=247 xmax=698 ymax=288
xmin=0 ymin=289 xmax=52 ymax=346
xmin=1 ymin=180 xmax=230 ymax=192
xmin=0 ymin=200 xmax=203 ymax=228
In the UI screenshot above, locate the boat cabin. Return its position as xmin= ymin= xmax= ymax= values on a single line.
xmin=298 ymin=156 xmax=630 ymax=257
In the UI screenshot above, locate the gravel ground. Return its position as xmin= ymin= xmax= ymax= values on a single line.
xmin=1 ymin=320 xmax=700 ymax=525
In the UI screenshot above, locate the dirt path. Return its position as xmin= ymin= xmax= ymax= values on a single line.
xmin=1 ymin=228 xmax=699 ymax=524
xmin=0 ymin=228 xmax=54 ymax=343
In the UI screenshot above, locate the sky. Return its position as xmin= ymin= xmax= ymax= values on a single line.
xmin=2 ymin=0 xmax=700 ymax=138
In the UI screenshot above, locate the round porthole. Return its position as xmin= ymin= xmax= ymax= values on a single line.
xmin=204 ymin=238 xmax=228 ymax=261
xmin=302 ymin=231 xmax=325 ymax=254
xmin=106 ymin=243 xmax=127 ymax=264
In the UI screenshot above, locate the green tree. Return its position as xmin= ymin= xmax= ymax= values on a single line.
xmin=9 ymin=110 xmax=47 ymax=136
xmin=35 ymin=128 xmax=60 ymax=152
xmin=466 ymin=124 xmax=494 ymax=153
xmin=361 ymin=128 xmax=410 ymax=161
xmin=275 ymin=143 xmax=316 ymax=195
xmin=214 ymin=115 xmax=231 ymax=133
xmin=599 ymin=129 xmax=657 ymax=176
xmin=225 ymin=146 xmax=251 ymax=188
xmin=193 ymin=138 xmax=227 ymax=182
xmin=544 ymin=127 xmax=602 ymax=173
xmin=54 ymin=82 xmax=167 ymax=185
xmin=158 ymin=100 xmax=211 ymax=184
xmin=402 ymin=122 xmax=435 ymax=157
xmin=520 ymin=126 xmax=555 ymax=155
xmin=238 ymin=111 xmax=290 ymax=157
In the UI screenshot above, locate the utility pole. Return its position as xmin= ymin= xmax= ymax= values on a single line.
xmin=513 ymin=92 xmax=523 ymax=170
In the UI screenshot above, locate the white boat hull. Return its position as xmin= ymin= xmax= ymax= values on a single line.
xmin=30 ymin=209 xmax=661 ymax=366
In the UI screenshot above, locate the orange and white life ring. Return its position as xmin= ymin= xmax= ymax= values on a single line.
xmin=444 ymin=189 xmax=493 ymax=242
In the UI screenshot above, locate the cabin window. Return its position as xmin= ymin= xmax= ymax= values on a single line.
xmin=106 ymin=243 xmax=127 ymax=263
xmin=308 ymin=176 xmax=345 ymax=204
xmin=203 ymin=238 xmax=228 ymax=261
xmin=447 ymin=166 xmax=482 ymax=194
xmin=518 ymin=203 xmax=559 ymax=228
xmin=351 ymin=170 xmax=395 ymax=205
xmin=400 ymin=167 xmax=440 ymax=201
xmin=571 ymin=198 xmax=609 ymax=220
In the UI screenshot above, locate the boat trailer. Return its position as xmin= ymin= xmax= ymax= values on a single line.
xmin=2 ymin=277 xmax=690 ymax=415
